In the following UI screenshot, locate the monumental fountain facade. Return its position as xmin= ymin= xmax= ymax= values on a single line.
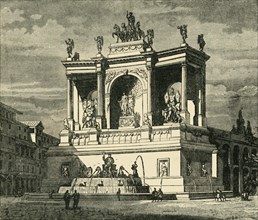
xmin=43 ymin=13 xmax=258 ymax=196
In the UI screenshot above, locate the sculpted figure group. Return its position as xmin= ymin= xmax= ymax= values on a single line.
xmin=162 ymin=87 xmax=182 ymax=123
xmin=112 ymin=11 xmax=154 ymax=46
xmin=82 ymin=99 xmax=97 ymax=128
xmin=118 ymin=92 xmax=135 ymax=116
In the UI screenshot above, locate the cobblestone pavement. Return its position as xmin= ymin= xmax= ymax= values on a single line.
xmin=0 ymin=196 xmax=257 ymax=220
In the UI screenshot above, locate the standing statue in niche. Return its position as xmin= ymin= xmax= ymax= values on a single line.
xmin=127 ymin=92 xmax=135 ymax=115
xmin=119 ymin=93 xmax=128 ymax=116
xmin=82 ymin=99 xmax=96 ymax=128
xmin=118 ymin=92 xmax=135 ymax=116
xmin=94 ymin=36 xmax=104 ymax=54
xmin=65 ymin=38 xmax=74 ymax=58
xmin=162 ymin=87 xmax=182 ymax=123
xmin=177 ymin=25 xmax=188 ymax=44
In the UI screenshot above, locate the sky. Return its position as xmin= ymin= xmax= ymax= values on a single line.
xmin=0 ymin=0 xmax=257 ymax=137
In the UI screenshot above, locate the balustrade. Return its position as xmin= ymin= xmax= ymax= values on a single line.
xmin=70 ymin=125 xmax=180 ymax=146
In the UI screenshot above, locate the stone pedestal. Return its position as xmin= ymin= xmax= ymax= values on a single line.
xmin=108 ymin=40 xmax=147 ymax=58
xmin=140 ymin=125 xmax=151 ymax=142
xmin=59 ymin=129 xmax=71 ymax=146
xmin=82 ymin=128 xmax=98 ymax=145
xmin=119 ymin=115 xmax=135 ymax=129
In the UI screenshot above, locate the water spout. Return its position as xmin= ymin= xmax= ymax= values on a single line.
xmin=135 ymin=155 xmax=146 ymax=185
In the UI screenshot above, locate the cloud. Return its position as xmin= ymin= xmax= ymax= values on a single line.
xmin=1 ymin=19 xmax=66 ymax=56
xmin=1 ymin=82 xmax=66 ymax=99
xmin=0 ymin=7 xmax=25 ymax=26
xmin=31 ymin=14 xmax=42 ymax=20
xmin=237 ymin=85 xmax=258 ymax=97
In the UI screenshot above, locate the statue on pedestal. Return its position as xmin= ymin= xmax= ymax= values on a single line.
xmin=197 ymin=34 xmax=206 ymax=51
xmin=119 ymin=93 xmax=128 ymax=116
xmin=146 ymin=29 xmax=154 ymax=47
xmin=118 ymin=92 xmax=135 ymax=116
xmin=177 ymin=25 xmax=188 ymax=44
xmin=131 ymin=161 xmax=139 ymax=177
xmin=126 ymin=11 xmax=137 ymax=41
xmin=65 ymin=38 xmax=74 ymax=58
xmin=135 ymin=21 xmax=145 ymax=40
xmin=94 ymin=36 xmax=104 ymax=54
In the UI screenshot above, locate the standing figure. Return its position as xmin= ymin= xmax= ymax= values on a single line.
xmin=63 ymin=190 xmax=71 ymax=209
xmin=127 ymin=11 xmax=137 ymax=41
xmin=146 ymin=29 xmax=154 ymax=47
xmin=119 ymin=93 xmax=128 ymax=116
xmin=94 ymin=36 xmax=104 ymax=54
xmin=131 ymin=161 xmax=138 ymax=178
xmin=72 ymin=190 xmax=80 ymax=210
xmin=157 ymin=188 xmax=163 ymax=202
xmin=197 ymin=34 xmax=206 ymax=51
xmin=127 ymin=11 xmax=135 ymax=29
xmin=127 ymin=92 xmax=135 ymax=115
xmin=65 ymin=38 xmax=74 ymax=58
xmin=152 ymin=188 xmax=158 ymax=202
xmin=177 ymin=25 xmax=188 ymax=44
xmin=160 ymin=162 xmax=168 ymax=177
xmin=116 ymin=188 xmax=121 ymax=201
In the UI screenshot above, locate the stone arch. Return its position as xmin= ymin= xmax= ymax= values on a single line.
xmin=108 ymin=75 xmax=144 ymax=129
xmin=105 ymin=69 xmax=148 ymax=129
xmin=105 ymin=69 xmax=147 ymax=94
xmin=233 ymin=145 xmax=239 ymax=165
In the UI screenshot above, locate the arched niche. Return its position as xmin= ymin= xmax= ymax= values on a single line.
xmin=109 ymin=75 xmax=143 ymax=129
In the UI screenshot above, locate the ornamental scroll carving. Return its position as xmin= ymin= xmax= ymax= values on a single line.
xmin=105 ymin=67 xmax=148 ymax=85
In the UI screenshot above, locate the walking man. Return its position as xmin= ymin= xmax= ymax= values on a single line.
xmin=72 ymin=190 xmax=80 ymax=210
xmin=117 ymin=188 xmax=121 ymax=201
xmin=63 ymin=190 xmax=71 ymax=210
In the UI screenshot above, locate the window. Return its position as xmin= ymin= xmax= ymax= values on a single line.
xmin=0 ymin=134 xmax=2 ymax=142
xmin=0 ymin=160 xmax=2 ymax=170
xmin=19 ymin=126 xmax=21 ymax=130
xmin=8 ymin=137 xmax=11 ymax=144
xmin=19 ymin=134 xmax=21 ymax=139
xmin=9 ymin=124 xmax=11 ymax=129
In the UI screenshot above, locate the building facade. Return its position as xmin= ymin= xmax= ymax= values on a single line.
xmin=0 ymin=102 xmax=59 ymax=195
xmin=44 ymin=13 xmax=257 ymax=195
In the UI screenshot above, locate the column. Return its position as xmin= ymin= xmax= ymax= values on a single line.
xmin=105 ymin=93 xmax=110 ymax=128
xmin=212 ymin=150 xmax=218 ymax=178
xmin=67 ymin=78 xmax=72 ymax=119
xmin=73 ymin=82 xmax=80 ymax=130
xmin=201 ymin=64 xmax=207 ymax=126
xmin=146 ymin=67 xmax=153 ymax=127
xmin=97 ymin=72 xmax=103 ymax=116
xmin=198 ymin=89 xmax=203 ymax=126
xmin=180 ymin=62 xmax=190 ymax=123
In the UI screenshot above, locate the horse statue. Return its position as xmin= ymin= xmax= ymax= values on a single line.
xmin=112 ymin=24 xmax=126 ymax=43
xmin=135 ymin=21 xmax=145 ymax=40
